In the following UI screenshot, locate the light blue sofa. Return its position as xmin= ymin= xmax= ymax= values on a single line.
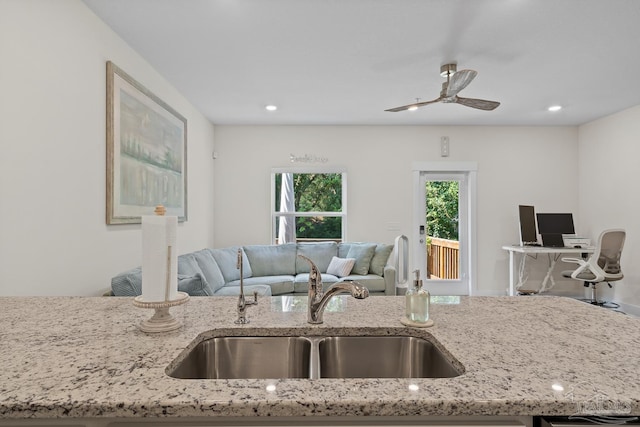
xmin=111 ymin=241 xmax=396 ymax=297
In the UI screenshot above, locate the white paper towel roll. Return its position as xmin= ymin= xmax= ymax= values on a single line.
xmin=141 ymin=215 xmax=178 ymax=302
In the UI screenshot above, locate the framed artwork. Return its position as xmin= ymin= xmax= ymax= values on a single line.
xmin=106 ymin=61 xmax=187 ymax=224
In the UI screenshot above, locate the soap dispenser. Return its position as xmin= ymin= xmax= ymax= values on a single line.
xmin=405 ymin=269 xmax=430 ymax=323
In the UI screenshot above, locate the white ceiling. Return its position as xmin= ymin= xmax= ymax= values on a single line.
xmin=83 ymin=0 xmax=640 ymax=126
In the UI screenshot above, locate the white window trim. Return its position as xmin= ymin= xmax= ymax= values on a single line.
xmin=412 ymin=161 xmax=478 ymax=295
xmin=271 ymin=167 xmax=348 ymax=243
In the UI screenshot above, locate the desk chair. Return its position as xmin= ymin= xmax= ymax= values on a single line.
xmin=561 ymin=229 xmax=625 ymax=306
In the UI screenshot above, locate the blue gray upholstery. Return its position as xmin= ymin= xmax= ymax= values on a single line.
xmin=244 ymin=243 xmax=296 ymax=276
xmin=210 ymin=246 xmax=252 ymax=282
xmin=191 ymin=249 xmax=226 ymax=292
xmin=296 ymin=242 xmax=338 ymax=273
xmin=369 ymin=244 xmax=394 ymax=276
xmin=111 ymin=241 xmax=396 ymax=297
xmin=111 ymin=265 xmax=216 ymax=297
xmin=346 ymin=243 xmax=377 ymax=275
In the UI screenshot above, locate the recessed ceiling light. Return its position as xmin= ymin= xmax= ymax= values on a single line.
xmin=265 ymin=105 xmax=277 ymax=111
xmin=548 ymin=105 xmax=562 ymax=112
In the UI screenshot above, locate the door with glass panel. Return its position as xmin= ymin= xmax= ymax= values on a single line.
xmin=413 ymin=165 xmax=476 ymax=295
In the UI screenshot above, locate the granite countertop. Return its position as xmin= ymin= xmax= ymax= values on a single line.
xmin=1 ymin=295 xmax=640 ymax=420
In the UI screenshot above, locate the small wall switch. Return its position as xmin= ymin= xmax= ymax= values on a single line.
xmin=212 ymin=151 xmax=218 ymax=159
xmin=440 ymin=136 xmax=450 ymax=157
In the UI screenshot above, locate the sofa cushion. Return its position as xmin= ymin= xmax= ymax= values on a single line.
xmin=177 ymin=254 xmax=201 ymax=275
xmin=111 ymin=266 xmax=215 ymax=297
xmin=191 ymin=249 xmax=226 ymax=292
xmin=176 ymin=255 xmax=216 ymax=295
xmin=296 ymin=242 xmax=338 ymax=273
xmin=224 ymin=276 xmax=293 ymax=295
xmin=111 ymin=267 xmax=143 ymax=296
xmin=214 ymin=284 xmax=272 ymax=297
xmin=210 ymin=246 xmax=252 ymax=282
xmin=337 ymin=243 xmax=352 ymax=258
xmin=177 ymin=273 xmax=214 ymax=296
xmin=369 ymin=244 xmax=393 ymax=276
xmin=326 ymin=256 xmax=356 ymax=277
xmin=244 ymin=243 xmax=297 ymax=276
xmin=346 ymin=243 xmax=377 ymax=275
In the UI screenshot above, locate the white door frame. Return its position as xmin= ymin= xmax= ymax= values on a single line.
xmin=412 ymin=161 xmax=477 ymax=295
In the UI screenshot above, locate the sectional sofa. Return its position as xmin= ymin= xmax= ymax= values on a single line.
xmin=111 ymin=241 xmax=397 ymax=297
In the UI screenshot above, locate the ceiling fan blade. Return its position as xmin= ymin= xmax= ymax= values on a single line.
xmin=455 ymin=96 xmax=500 ymax=111
xmin=385 ymin=97 xmax=442 ymax=112
xmin=446 ymin=69 xmax=477 ymax=97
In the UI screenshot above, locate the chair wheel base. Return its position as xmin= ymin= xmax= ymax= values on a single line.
xmin=578 ymin=298 xmax=620 ymax=309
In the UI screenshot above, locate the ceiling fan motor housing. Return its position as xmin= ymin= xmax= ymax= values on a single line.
xmin=440 ymin=63 xmax=457 ymax=77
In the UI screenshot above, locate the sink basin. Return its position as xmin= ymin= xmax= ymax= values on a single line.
xmin=168 ymin=336 xmax=312 ymax=379
xmin=168 ymin=335 xmax=462 ymax=379
xmin=318 ymin=336 xmax=461 ymax=378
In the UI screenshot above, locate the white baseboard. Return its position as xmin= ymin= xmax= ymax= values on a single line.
xmin=616 ymin=302 xmax=640 ymax=317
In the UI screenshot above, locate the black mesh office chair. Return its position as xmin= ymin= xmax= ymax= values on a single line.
xmin=561 ymin=229 xmax=625 ymax=306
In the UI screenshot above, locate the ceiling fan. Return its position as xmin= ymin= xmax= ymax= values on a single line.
xmin=385 ymin=64 xmax=500 ymax=112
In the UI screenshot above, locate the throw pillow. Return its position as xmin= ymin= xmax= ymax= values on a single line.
xmin=177 ymin=273 xmax=214 ymax=296
xmin=191 ymin=249 xmax=226 ymax=292
xmin=178 ymin=254 xmax=202 ymax=275
xmin=111 ymin=267 xmax=142 ymax=296
xmin=326 ymin=256 xmax=356 ymax=278
xmin=369 ymin=244 xmax=394 ymax=276
xmin=346 ymin=243 xmax=377 ymax=275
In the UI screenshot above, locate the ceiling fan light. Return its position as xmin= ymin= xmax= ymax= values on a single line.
xmin=408 ymin=105 xmax=418 ymax=111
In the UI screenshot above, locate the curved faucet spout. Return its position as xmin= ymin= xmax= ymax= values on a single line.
xmin=309 ymin=281 xmax=369 ymax=324
xmin=298 ymin=255 xmax=369 ymax=324
xmin=298 ymin=254 xmax=322 ymax=294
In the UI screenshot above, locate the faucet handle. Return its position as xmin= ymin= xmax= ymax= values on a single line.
xmin=249 ymin=290 xmax=259 ymax=305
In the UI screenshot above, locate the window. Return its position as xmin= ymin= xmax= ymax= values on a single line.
xmin=271 ymin=168 xmax=347 ymax=244
xmin=412 ymin=162 xmax=477 ymax=295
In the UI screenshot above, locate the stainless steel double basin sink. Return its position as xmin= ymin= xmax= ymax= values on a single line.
xmin=167 ymin=335 xmax=463 ymax=380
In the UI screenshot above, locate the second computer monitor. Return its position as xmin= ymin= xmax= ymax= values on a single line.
xmin=536 ymin=213 xmax=575 ymax=247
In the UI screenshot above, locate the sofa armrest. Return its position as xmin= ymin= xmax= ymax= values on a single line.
xmin=383 ymin=265 xmax=397 ymax=295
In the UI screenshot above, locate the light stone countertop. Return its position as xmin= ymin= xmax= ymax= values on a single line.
xmin=1 ymin=295 xmax=640 ymax=420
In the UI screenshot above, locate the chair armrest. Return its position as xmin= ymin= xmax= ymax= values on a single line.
xmin=562 ymin=257 xmax=606 ymax=282
xmin=383 ymin=265 xmax=396 ymax=295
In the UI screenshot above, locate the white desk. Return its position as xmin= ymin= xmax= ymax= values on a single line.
xmin=502 ymin=245 xmax=595 ymax=296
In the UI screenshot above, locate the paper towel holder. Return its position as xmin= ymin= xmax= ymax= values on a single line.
xmin=133 ymin=291 xmax=189 ymax=333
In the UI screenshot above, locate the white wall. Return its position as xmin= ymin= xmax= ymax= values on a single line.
xmin=214 ymin=125 xmax=579 ymax=295
xmin=0 ymin=0 xmax=216 ymax=296
xmin=578 ymin=105 xmax=640 ymax=308
xmin=9 ymin=0 xmax=625 ymax=299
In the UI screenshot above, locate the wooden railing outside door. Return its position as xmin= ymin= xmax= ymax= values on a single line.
xmin=427 ymin=237 xmax=459 ymax=279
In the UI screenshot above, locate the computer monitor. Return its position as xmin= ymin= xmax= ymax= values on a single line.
xmin=518 ymin=205 xmax=538 ymax=245
xmin=536 ymin=213 xmax=575 ymax=247
xmin=536 ymin=213 xmax=575 ymax=234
